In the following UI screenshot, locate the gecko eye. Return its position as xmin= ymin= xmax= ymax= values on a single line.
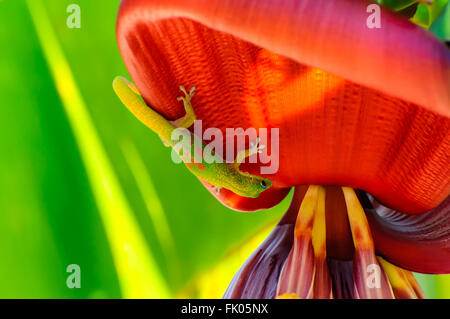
xmin=260 ymin=180 xmax=268 ymax=189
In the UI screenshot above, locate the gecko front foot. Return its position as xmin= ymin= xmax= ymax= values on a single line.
xmin=234 ymin=137 xmax=266 ymax=169
xmin=171 ymin=85 xmax=197 ymax=128
xmin=249 ymin=137 xmax=266 ymax=154
xmin=178 ymin=85 xmax=195 ymax=101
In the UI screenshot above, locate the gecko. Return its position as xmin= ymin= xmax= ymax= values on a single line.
xmin=112 ymin=76 xmax=272 ymax=198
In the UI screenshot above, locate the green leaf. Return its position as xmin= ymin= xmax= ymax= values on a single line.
xmin=377 ymin=0 xmax=417 ymax=11
xmin=26 ymin=0 xmax=170 ymax=298
xmin=411 ymin=0 xmax=449 ymax=28
xmin=429 ymin=2 xmax=450 ymax=39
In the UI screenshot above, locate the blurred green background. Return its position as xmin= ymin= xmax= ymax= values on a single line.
xmin=0 ymin=0 xmax=447 ymax=298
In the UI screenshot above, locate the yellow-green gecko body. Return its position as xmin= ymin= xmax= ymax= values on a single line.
xmin=112 ymin=76 xmax=272 ymax=198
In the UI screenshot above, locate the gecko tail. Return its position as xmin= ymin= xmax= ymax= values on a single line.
xmin=112 ymin=76 xmax=175 ymax=142
xmin=116 ymin=76 xmax=140 ymax=95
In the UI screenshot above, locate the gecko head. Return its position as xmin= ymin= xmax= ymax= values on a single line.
xmin=246 ymin=177 xmax=272 ymax=198
xmin=259 ymin=179 xmax=271 ymax=191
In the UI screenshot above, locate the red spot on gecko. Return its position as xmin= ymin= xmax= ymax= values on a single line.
xmin=194 ymin=163 xmax=206 ymax=170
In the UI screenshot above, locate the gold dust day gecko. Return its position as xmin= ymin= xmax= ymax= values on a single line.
xmin=112 ymin=76 xmax=272 ymax=198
